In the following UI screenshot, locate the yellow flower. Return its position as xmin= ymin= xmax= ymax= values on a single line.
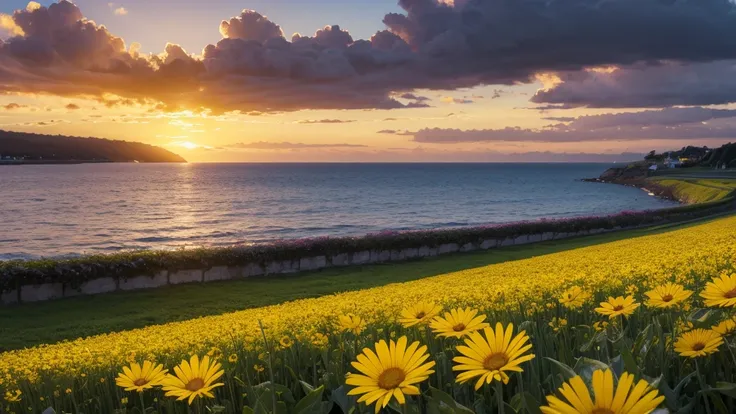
xmin=161 ymin=355 xmax=225 ymax=405
xmin=453 ymin=323 xmax=535 ymax=389
xmin=121 ymin=397 xmax=128 ymax=405
xmin=540 ymin=369 xmax=664 ymax=414
xmin=398 ymin=302 xmax=442 ymax=327
xmin=595 ymin=296 xmax=639 ymax=319
xmin=559 ymin=287 xmax=590 ymax=309
xmin=279 ymin=336 xmax=293 ymax=348
xmin=338 ymin=314 xmax=366 ymax=335
xmin=430 ymin=308 xmax=489 ymax=338
xmin=592 ymin=321 xmax=608 ymax=332
xmin=674 ymin=329 xmax=723 ymax=358
xmin=64 ymin=388 xmax=71 ymax=395
xmin=115 ymin=361 xmax=167 ymax=393
xmin=625 ymin=284 xmax=638 ymax=296
xmin=228 ymin=354 xmax=238 ymax=363
xmin=254 ymin=364 xmax=265 ymax=373
xmin=701 ymin=274 xmax=736 ymax=307
xmin=311 ymin=333 xmax=329 ymax=348
xmin=549 ymin=318 xmax=568 ymax=333
xmin=712 ymin=318 xmax=736 ymax=336
xmin=3 ymin=390 xmax=21 ymax=403
xmin=644 ymin=283 xmax=692 ymax=308
xmin=100 ymin=378 xmax=106 ymax=383
xmin=346 ymin=336 xmax=435 ymax=414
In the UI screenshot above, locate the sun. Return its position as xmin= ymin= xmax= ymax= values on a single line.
xmin=178 ymin=141 xmax=200 ymax=150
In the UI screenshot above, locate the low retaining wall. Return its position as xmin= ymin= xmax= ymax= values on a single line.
xmin=1 ymin=225 xmax=629 ymax=305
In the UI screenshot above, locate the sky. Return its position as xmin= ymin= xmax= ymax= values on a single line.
xmin=1 ymin=0 xmax=736 ymax=162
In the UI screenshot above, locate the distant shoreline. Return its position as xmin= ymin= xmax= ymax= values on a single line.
xmin=0 ymin=160 xmax=185 ymax=166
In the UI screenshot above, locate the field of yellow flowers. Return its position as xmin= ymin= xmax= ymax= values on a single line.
xmin=2 ymin=215 xmax=736 ymax=413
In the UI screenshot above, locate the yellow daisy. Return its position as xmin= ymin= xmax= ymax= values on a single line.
xmin=279 ymin=336 xmax=293 ymax=348
xmin=674 ymin=329 xmax=723 ymax=358
xmin=701 ymin=274 xmax=736 ymax=308
xmin=430 ymin=307 xmax=490 ymax=338
xmin=346 ymin=336 xmax=435 ymax=414
xmin=398 ymin=302 xmax=442 ymax=328
xmin=161 ymin=355 xmax=225 ymax=405
xmin=712 ymin=318 xmax=736 ymax=336
xmin=559 ymin=287 xmax=590 ymax=309
xmin=644 ymin=283 xmax=692 ymax=309
xmin=338 ymin=314 xmax=366 ymax=335
xmin=453 ymin=323 xmax=535 ymax=389
xmin=595 ymin=296 xmax=640 ymax=319
xmin=115 ymin=361 xmax=167 ymax=393
xmin=541 ymin=369 xmax=664 ymax=414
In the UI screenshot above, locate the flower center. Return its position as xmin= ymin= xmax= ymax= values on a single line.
xmin=692 ymin=342 xmax=706 ymax=351
xmin=377 ymin=368 xmax=405 ymax=390
xmin=725 ymin=289 xmax=736 ymax=299
xmin=592 ymin=409 xmax=615 ymax=414
xmin=185 ymin=378 xmax=205 ymax=392
xmin=415 ymin=311 xmax=426 ymax=319
xmin=483 ymin=353 xmax=508 ymax=371
xmin=453 ymin=323 xmax=466 ymax=332
xmin=613 ymin=305 xmax=624 ymax=312
xmin=662 ymin=294 xmax=673 ymax=302
xmin=133 ymin=378 xmax=148 ymax=387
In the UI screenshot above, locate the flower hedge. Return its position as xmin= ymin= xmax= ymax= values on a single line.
xmin=0 ymin=196 xmax=733 ymax=294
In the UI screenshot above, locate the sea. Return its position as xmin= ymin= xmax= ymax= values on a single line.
xmin=0 ymin=163 xmax=677 ymax=260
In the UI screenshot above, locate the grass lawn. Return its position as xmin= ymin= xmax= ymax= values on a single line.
xmin=647 ymin=176 xmax=736 ymax=204
xmin=0 ymin=214 xmax=730 ymax=351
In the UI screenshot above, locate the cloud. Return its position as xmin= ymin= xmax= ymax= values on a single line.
xmin=3 ymin=1 xmax=736 ymax=113
xmin=377 ymin=129 xmax=412 ymax=135
xmin=409 ymin=107 xmax=736 ymax=143
xmin=2 ymin=102 xmax=26 ymax=110
xmin=296 ymin=119 xmax=356 ymax=124
xmin=114 ymin=7 xmax=128 ymax=16
xmin=65 ymin=103 xmax=80 ymax=110
xmin=442 ymin=97 xmax=473 ymax=104
xmin=227 ymin=141 xmax=368 ymax=149
xmin=533 ymin=61 xmax=736 ymax=108
xmin=399 ymin=93 xmax=429 ymax=102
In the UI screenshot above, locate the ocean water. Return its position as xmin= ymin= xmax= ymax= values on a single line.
xmin=0 ymin=163 xmax=677 ymax=260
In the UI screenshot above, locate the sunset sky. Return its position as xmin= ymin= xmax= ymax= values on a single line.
xmin=2 ymin=0 xmax=736 ymax=162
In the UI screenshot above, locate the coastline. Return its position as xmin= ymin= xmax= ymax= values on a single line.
xmin=3 ymin=196 xmax=734 ymax=305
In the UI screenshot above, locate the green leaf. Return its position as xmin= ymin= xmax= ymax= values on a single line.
xmin=520 ymin=392 xmax=544 ymax=414
xmin=572 ymin=357 xmax=610 ymax=386
xmin=544 ymin=357 xmax=577 ymax=381
xmin=294 ymin=384 xmax=325 ymax=414
xmin=713 ymin=381 xmax=736 ymax=398
xmin=329 ymin=385 xmax=356 ymax=414
xmin=242 ymin=407 xmax=255 ymax=414
xmin=427 ymin=386 xmax=475 ymax=414
xmin=299 ymin=380 xmax=316 ymax=394
xmin=207 ymin=406 xmax=227 ymax=414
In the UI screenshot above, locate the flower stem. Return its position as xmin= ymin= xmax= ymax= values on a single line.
xmin=495 ymin=381 xmax=505 ymax=414
xmin=258 ymin=320 xmax=278 ymax=414
xmin=695 ymin=360 xmax=712 ymax=414
xmin=139 ymin=392 xmax=146 ymax=413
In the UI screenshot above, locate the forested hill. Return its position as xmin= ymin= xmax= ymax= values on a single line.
xmin=0 ymin=130 xmax=186 ymax=163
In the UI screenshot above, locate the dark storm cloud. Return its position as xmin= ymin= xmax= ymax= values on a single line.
xmin=3 ymin=0 xmax=736 ymax=112
xmin=532 ymin=61 xmax=736 ymax=108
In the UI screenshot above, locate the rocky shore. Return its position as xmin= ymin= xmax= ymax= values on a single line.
xmin=582 ymin=162 xmax=681 ymax=202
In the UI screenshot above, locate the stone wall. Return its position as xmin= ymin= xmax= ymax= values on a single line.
xmin=0 ymin=225 xmax=641 ymax=305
